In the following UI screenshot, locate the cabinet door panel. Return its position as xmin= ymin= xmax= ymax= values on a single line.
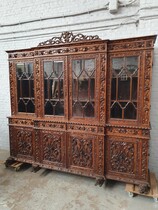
xmin=40 ymin=130 xmax=66 ymax=167
xmin=11 ymin=127 xmax=34 ymax=160
xmin=106 ymin=136 xmax=138 ymax=178
xmin=67 ymin=132 xmax=105 ymax=177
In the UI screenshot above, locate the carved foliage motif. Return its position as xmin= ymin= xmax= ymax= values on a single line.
xmin=99 ymin=54 xmax=106 ymax=124
xmin=142 ymin=51 xmax=152 ymax=125
xmin=110 ymin=140 xmax=135 ymax=174
xmin=71 ymin=137 xmax=93 ymax=168
xmin=17 ymin=129 xmax=33 ymax=156
xmin=42 ymin=133 xmax=62 ymax=163
xmin=38 ymin=31 xmax=100 ymax=46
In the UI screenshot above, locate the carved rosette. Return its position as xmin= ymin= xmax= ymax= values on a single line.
xmin=38 ymin=31 xmax=100 ymax=46
xmin=42 ymin=133 xmax=62 ymax=163
xmin=141 ymin=140 xmax=148 ymax=179
xmin=142 ymin=51 xmax=152 ymax=125
xmin=110 ymin=141 xmax=135 ymax=173
xmin=34 ymin=59 xmax=41 ymax=116
xmin=17 ymin=130 xmax=33 ymax=157
xmin=99 ymin=54 xmax=106 ymax=124
xmin=9 ymin=62 xmax=16 ymax=115
xmin=71 ymin=137 xmax=93 ymax=168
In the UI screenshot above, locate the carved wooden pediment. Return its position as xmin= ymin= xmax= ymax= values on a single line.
xmin=38 ymin=31 xmax=101 ymax=46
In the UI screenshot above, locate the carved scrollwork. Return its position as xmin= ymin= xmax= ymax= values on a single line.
xmin=42 ymin=133 xmax=62 ymax=162
xmin=17 ymin=130 xmax=33 ymax=157
xmin=38 ymin=31 xmax=100 ymax=46
xmin=71 ymin=137 xmax=93 ymax=168
xmin=110 ymin=140 xmax=135 ymax=173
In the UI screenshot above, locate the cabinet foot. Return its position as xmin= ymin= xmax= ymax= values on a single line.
xmin=32 ymin=165 xmax=40 ymax=173
xmin=95 ymin=177 xmax=105 ymax=187
xmin=5 ymin=157 xmax=15 ymax=168
xmin=138 ymin=184 xmax=150 ymax=194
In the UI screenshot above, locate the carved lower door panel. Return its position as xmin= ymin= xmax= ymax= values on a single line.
xmin=106 ymin=136 xmax=138 ymax=182
xmin=105 ymin=136 xmax=149 ymax=185
xmin=40 ymin=130 xmax=66 ymax=169
xmin=9 ymin=126 xmax=34 ymax=162
xmin=67 ymin=132 xmax=104 ymax=178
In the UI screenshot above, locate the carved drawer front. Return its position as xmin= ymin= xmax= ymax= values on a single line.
xmin=106 ymin=137 xmax=138 ymax=178
xmin=68 ymin=133 xmax=100 ymax=176
xmin=40 ymin=130 xmax=66 ymax=167
xmin=11 ymin=127 xmax=34 ymax=160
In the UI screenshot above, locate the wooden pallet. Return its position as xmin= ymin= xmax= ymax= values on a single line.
xmin=5 ymin=159 xmax=26 ymax=171
xmin=125 ymin=172 xmax=158 ymax=202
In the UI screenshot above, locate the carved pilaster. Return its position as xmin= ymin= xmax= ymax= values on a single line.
xmin=9 ymin=62 xmax=17 ymax=115
xmin=34 ymin=59 xmax=42 ymax=117
xmin=141 ymin=140 xmax=148 ymax=179
xmin=99 ymin=54 xmax=107 ymax=124
xmin=142 ymin=51 xmax=152 ymax=126
xmin=97 ymin=136 xmax=104 ymax=175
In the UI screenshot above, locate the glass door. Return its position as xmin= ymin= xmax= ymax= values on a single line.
xmin=69 ymin=54 xmax=99 ymax=122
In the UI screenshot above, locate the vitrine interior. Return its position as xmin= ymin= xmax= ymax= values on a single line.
xmin=6 ymin=32 xmax=156 ymax=193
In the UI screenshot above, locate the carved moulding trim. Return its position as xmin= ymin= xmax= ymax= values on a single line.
xmin=106 ymin=126 xmax=150 ymax=138
xmin=38 ymin=31 xmax=101 ymax=46
xmin=8 ymin=118 xmax=34 ymax=126
xmin=108 ymin=36 xmax=156 ymax=52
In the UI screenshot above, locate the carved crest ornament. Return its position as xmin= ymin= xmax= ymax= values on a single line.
xmin=38 ymin=31 xmax=100 ymax=46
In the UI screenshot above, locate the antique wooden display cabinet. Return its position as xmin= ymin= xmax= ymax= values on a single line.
xmin=6 ymin=32 xmax=156 ymax=192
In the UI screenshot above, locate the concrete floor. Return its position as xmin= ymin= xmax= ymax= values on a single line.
xmin=0 ymin=150 xmax=158 ymax=210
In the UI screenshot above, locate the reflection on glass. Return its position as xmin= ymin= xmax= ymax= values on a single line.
xmin=72 ymin=59 xmax=95 ymax=118
xmin=44 ymin=61 xmax=64 ymax=116
xmin=110 ymin=56 xmax=138 ymax=119
xmin=16 ymin=62 xmax=34 ymax=113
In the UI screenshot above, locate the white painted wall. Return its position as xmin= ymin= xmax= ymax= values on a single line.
xmin=0 ymin=0 xmax=158 ymax=177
